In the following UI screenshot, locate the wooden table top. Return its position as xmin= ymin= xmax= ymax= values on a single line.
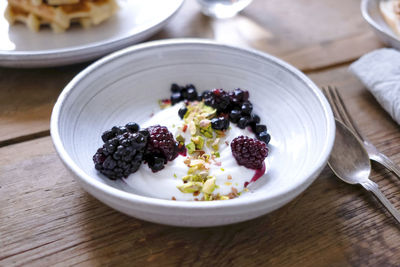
xmin=1 ymin=0 xmax=400 ymax=266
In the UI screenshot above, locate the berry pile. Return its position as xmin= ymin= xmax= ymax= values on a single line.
xmin=169 ymin=84 xmax=271 ymax=144
xmin=230 ymin=135 xmax=268 ymax=170
xmin=93 ymin=123 xmax=179 ymax=179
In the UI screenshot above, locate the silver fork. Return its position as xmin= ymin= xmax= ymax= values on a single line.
xmin=322 ymin=86 xmax=400 ymax=179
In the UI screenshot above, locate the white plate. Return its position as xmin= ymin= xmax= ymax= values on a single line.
xmin=362 ymin=0 xmax=400 ymax=50
xmin=0 ymin=0 xmax=183 ymax=68
xmin=51 ymin=39 xmax=335 ymax=227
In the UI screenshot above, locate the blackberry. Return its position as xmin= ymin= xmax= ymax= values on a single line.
xmin=146 ymin=155 xmax=165 ymax=172
xmin=178 ymin=106 xmax=188 ymax=119
xmin=125 ymin=122 xmax=139 ymax=133
xmin=230 ymin=135 xmax=268 ymax=169
xmin=93 ymin=130 xmax=148 ymax=180
xmin=102 ymin=122 xmax=140 ymax=142
xmin=146 ymin=125 xmax=178 ymax=162
xmin=211 ymin=117 xmax=230 ymax=131
xmin=101 ymin=130 xmax=115 ymax=142
xmin=229 ymin=109 xmax=241 ymax=123
xmin=257 ymin=131 xmax=271 ymax=144
xmin=111 ymin=126 xmax=127 ymax=136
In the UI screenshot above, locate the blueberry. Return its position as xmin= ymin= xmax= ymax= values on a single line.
xmin=251 ymin=114 xmax=260 ymax=124
xmin=257 ymin=131 xmax=271 ymax=144
xmin=229 ymin=109 xmax=241 ymax=123
xmin=171 ymin=92 xmax=182 ymax=104
xmin=101 ymin=130 xmax=115 ymax=142
xmin=125 ymin=122 xmax=139 ymax=133
xmin=237 ymin=116 xmax=250 ymax=129
xmin=241 ymin=101 xmax=253 ymax=115
xmin=170 ymin=83 xmax=181 ymax=93
xmin=180 ymin=88 xmax=188 ymax=100
xmin=254 ymin=124 xmax=267 ymax=134
xmin=211 ymin=117 xmax=230 ymax=130
xmin=178 ymin=107 xmax=188 ymax=119
xmin=186 ymin=88 xmax=198 ymax=101
xmin=185 ymin=84 xmax=196 ymax=90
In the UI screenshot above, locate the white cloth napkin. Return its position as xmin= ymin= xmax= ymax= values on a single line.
xmin=349 ymin=48 xmax=400 ymax=125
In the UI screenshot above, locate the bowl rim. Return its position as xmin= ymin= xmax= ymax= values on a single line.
xmin=50 ymin=38 xmax=335 ymax=210
xmin=361 ymin=0 xmax=400 ymax=44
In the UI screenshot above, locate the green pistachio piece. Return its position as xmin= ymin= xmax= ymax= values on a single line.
xmin=202 ymin=177 xmax=216 ymax=194
xmin=204 ymin=193 xmax=213 ymax=201
xmin=189 ymin=121 xmax=197 ymax=135
xmin=176 ymin=134 xmax=185 ymax=144
xmin=177 ymin=182 xmax=203 ymax=193
xmin=186 ymin=142 xmax=196 ymax=154
xmin=220 ymin=196 xmax=230 ymax=200
xmin=191 ymin=136 xmax=204 ymax=150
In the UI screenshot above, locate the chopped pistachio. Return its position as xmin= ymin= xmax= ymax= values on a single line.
xmin=188 ymin=166 xmax=199 ymax=174
xmin=200 ymin=125 xmax=213 ymax=138
xmin=212 ymin=138 xmax=220 ymax=151
xmin=220 ymin=168 xmax=225 ymax=171
xmin=177 ymin=182 xmax=203 ymax=193
xmin=224 ymin=182 xmax=232 ymax=186
xmin=176 ymin=134 xmax=185 ymax=144
xmin=220 ymin=196 xmax=230 ymax=200
xmin=199 ymin=119 xmax=211 ymax=128
xmin=186 ymin=142 xmax=196 ymax=154
xmin=191 ymin=136 xmax=204 ymax=150
xmin=204 ymin=193 xmax=213 ymax=201
xmin=202 ymin=177 xmax=216 ymax=194
xmin=198 ymin=171 xmax=209 ymax=179
xmin=189 ymin=121 xmax=197 ymax=135
xmin=201 ymin=154 xmax=210 ymax=162
xmin=190 ymin=159 xmax=205 ymax=167
xmin=173 ymin=174 xmax=177 ymax=178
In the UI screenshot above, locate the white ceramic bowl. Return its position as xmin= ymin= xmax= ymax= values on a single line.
xmin=51 ymin=39 xmax=335 ymax=227
xmin=362 ymin=0 xmax=400 ymax=50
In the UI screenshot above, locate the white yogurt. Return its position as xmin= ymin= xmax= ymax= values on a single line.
xmin=125 ymin=103 xmax=259 ymax=201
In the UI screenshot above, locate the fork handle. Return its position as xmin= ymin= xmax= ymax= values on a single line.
xmin=374 ymin=153 xmax=400 ymax=179
xmin=361 ymin=181 xmax=400 ymax=223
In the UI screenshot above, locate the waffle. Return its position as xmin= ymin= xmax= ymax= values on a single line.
xmin=5 ymin=0 xmax=118 ymax=32
xmin=380 ymin=0 xmax=400 ymax=36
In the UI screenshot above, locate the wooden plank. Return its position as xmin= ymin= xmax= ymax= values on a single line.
xmin=0 ymin=0 xmax=385 ymax=144
xmin=154 ymin=0 xmax=384 ymax=70
xmin=0 ymin=63 xmax=88 ymax=145
xmin=1 ymin=65 xmax=400 ymax=266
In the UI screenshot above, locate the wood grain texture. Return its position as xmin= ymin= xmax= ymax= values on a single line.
xmin=0 ymin=0 xmax=385 ymax=143
xmin=154 ymin=0 xmax=384 ymax=70
xmin=1 ymin=65 xmax=400 ymax=266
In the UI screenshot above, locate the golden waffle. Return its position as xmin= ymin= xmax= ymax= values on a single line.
xmin=380 ymin=0 xmax=400 ymax=36
xmin=5 ymin=0 xmax=118 ymax=32
xmin=31 ymin=0 xmax=80 ymax=6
